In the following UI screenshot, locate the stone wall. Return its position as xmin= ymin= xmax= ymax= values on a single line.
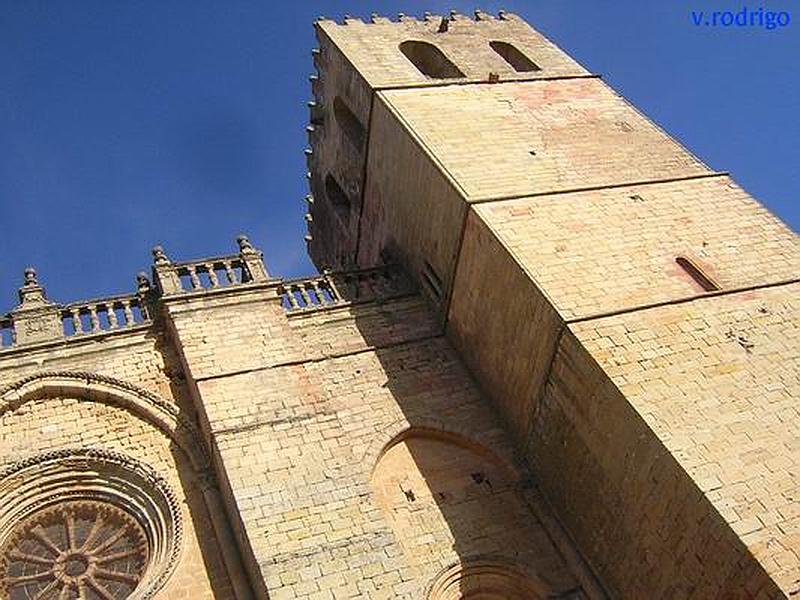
xmin=316 ymin=9 xmax=800 ymax=598
xmin=163 ymin=270 xmax=592 ymax=598
xmin=0 ymin=328 xmax=238 ymax=599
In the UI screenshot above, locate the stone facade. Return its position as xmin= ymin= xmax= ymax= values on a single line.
xmin=0 ymin=10 xmax=797 ymax=600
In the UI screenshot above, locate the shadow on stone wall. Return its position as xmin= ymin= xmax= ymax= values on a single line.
xmin=347 ymin=296 xmax=587 ymax=599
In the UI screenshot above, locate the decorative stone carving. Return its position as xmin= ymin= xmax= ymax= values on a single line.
xmin=0 ymin=448 xmax=183 ymax=600
xmin=150 ymin=246 xmax=170 ymax=266
xmin=10 ymin=268 xmax=62 ymax=346
xmin=237 ymin=234 xmax=269 ymax=282
xmin=150 ymin=246 xmax=182 ymax=296
xmin=1 ymin=499 xmax=149 ymax=598
xmin=0 ymin=370 xmax=211 ymax=473
xmin=136 ymin=271 xmax=152 ymax=295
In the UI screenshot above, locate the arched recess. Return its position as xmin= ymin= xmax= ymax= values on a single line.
xmin=362 ymin=418 xmax=519 ymax=481
xmin=0 ymin=371 xmax=208 ymax=474
xmin=370 ymin=427 xmax=582 ymax=595
xmin=399 ymin=41 xmax=465 ymax=79
xmin=489 ymin=41 xmax=541 ymax=72
xmin=324 ymin=173 xmax=352 ymax=225
xmin=333 ymin=96 xmax=366 ymax=151
xmin=426 ymin=558 xmax=550 ymax=600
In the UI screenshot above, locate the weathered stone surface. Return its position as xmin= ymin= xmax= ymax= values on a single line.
xmin=1 ymin=11 xmax=797 ymax=600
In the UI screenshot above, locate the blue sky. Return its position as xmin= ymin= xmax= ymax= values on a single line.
xmin=1 ymin=1 xmax=797 ymax=310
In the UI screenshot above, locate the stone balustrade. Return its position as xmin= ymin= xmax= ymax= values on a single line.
xmin=0 ymin=315 xmax=13 ymax=348
xmin=279 ymin=264 xmax=413 ymax=311
xmin=151 ymin=235 xmax=269 ymax=296
xmin=0 ymin=238 xmax=416 ymax=349
xmin=0 ymin=235 xmax=272 ymax=350
xmin=60 ymin=294 xmax=149 ymax=337
xmin=172 ymin=257 xmax=247 ymax=292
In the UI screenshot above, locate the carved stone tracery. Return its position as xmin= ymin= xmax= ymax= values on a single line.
xmin=0 ymin=448 xmax=183 ymax=600
xmin=0 ymin=500 xmax=148 ymax=599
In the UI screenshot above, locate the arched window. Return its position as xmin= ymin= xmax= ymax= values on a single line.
xmin=489 ymin=41 xmax=541 ymax=73
xmin=676 ymin=256 xmax=720 ymax=291
xmin=399 ymin=41 xmax=465 ymax=79
xmin=333 ymin=97 xmax=366 ymax=151
xmin=324 ymin=174 xmax=352 ymax=225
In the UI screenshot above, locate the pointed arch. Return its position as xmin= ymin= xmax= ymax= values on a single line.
xmin=426 ymin=558 xmax=550 ymax=599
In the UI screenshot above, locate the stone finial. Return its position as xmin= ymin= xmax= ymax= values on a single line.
xmin=236 ymin=234 xmax=257 ymax=255
xmin=17 ymin=267 xmax=48 ymax=307
xmin=236 ymin=234 xmax=269 ymax=282
xmin=12 ymin=267 xmax=61 ymax=345
xmin=152 ymin=245 xmax=171 ymax=265
xmin=136 ymin=271 xmax=152 ymax=294
xmin=23 ymin=267 xmax=38 ymax=287
xmin=150 ymin=245 xmax=181 ymax=295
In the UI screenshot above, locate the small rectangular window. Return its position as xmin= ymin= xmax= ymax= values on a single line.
xmin=676 ymin=256 xmax=720 ymax=292
xmin=421 ymin=260 xmax=443 ymax=301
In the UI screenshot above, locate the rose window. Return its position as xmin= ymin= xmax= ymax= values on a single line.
xmin=0 ymin=500 xmax=149 ymax=599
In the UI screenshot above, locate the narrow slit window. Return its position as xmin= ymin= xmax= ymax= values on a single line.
xmin=489 ymin=41 xmax=541 ymax=73
xmin=421 ymin=260 xmax=443 ymax=301
xmin=399 ymin=41 xmax=465 ymax=79
xmin=676 ymin=256 xmax=720 ymax=292
xmin=333 ymin=97 xmax=366 ymax=151
xmin=324 ymin=174 xmax=352 ymax=225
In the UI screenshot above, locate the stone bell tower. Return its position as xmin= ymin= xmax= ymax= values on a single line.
xmin=306 ymin=10 xmax=800 ymax=598
xmin=0 ymin=10 xmax=797 ymax=600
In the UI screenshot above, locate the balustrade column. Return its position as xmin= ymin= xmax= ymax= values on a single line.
xmin=107 ymin=304 xmax=118 ymax=328
xmin=123 ymin=300 xmax=135 ymax=326
xmin=207 ymin=264 xmax=220 ymax=288
xmin=69 ymin=308 xmax=82 ymax=334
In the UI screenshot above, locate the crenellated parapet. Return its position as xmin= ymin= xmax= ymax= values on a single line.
xmin=302 ymin=10 xmax=593 ymax=273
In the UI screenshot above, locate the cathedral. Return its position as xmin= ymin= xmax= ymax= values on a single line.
xmin=0 ymin=11 xmax=798 ymax=599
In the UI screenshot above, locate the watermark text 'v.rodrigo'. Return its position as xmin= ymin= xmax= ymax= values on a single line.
xmin=691 ymin=6 xmax=790 ymax=29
